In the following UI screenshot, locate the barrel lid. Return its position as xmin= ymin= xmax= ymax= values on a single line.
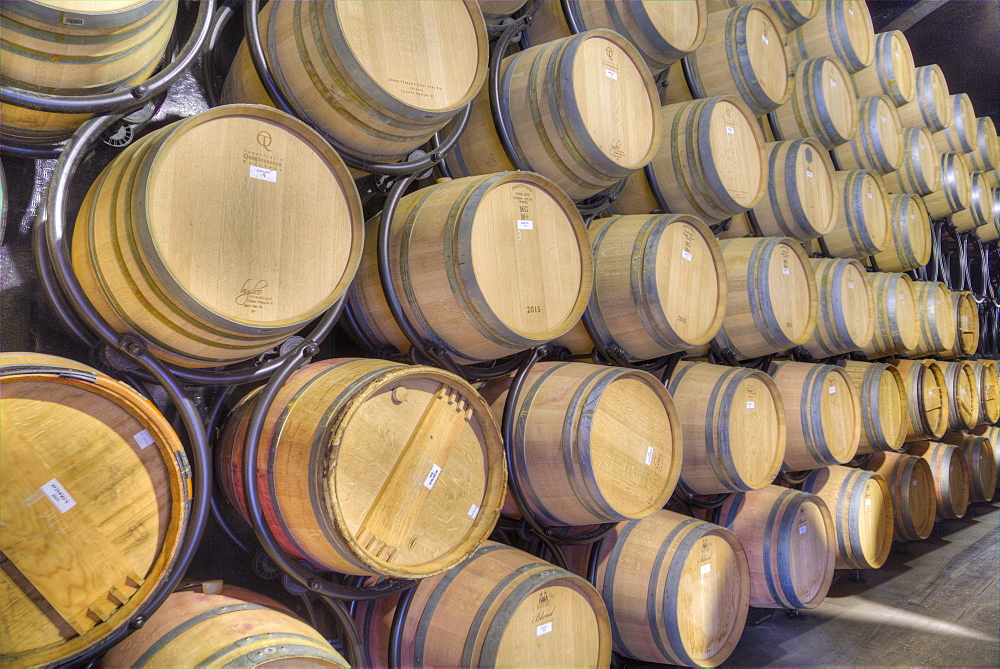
xmin=975 ymin=116 xmax=1000 ymax=170
xmin=628 ymin=0 xmax=707 ymax=55
xmin=856 ymin=171 xmax=891 ymax=249
xmin=708 ymin=97 xmax=766 ymax=209
xmin=836 ymin=1 xmax=876 ymax=71
xmin=791 ymin=139 xmax=836 ymax=236
xmin=835 ymin=259 xmax=875 ymax=348
xmin=950 ymin=93 xmax=977 ymax=154
xmin=885 ymin=31 xmax=916 ymax=104
xmin=726 ymin=371 xmax=784 ymax=489
xmin=743 ymin=6 xmax=790 ymax=108
xmin=817 ymin=57 xmax=858 ymax=144
xmin=909 ymin=126 xmax=941 ymax=192
xmin=919 ymin=65 xmax=952 ymax=128
xmin=764 ymin=239 xmax=817 ymax=345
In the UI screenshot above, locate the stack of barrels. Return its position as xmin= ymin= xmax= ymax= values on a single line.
xmin=2 ymin=1 xmax=998 ymax=668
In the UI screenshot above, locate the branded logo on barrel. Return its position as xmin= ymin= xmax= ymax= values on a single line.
xmin=257 ymin=130 xmax=272 ymax=151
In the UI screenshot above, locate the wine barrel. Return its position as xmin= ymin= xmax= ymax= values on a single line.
xmin=942 ymin=291 xmax=981 ymax=359
xmin=972 ymin=360 xmax=1000 ymax=425
xmin=871 ymin=194 xmax=932 ymax=272
xmin=524 ymin=0 xmax=708 ymax=73
xmin=443 ymin=29 xmax=661 ymax=200
xmin=684 ymin=4 xmax=791 ymax=116
xmin=952 ymin=172 xmax=993 ymax=231
xmin=975 ymin=217 xmax=1000 ymax=243
xmin=479 ymin=362 xmax=682 ymax=526
xmin=840 ymin=360 xmax=907 ymax=454
xmin=347 ymin=173 xmax=592 ymax=363
xmin=222 ymin=1 xmax=487 ymax=166
xmin=614 ymin=96 xmax=767 ymax=224
xmin=802 ymin=258 xmax=875 ymax=358
xmin=970 ymin=116 xmax=1000 ymax=172
xmin=932 ymin=93 xmax=978 ymax=156
xmin=907 ymin=441 xmax=970 ymax=520
xmin=832 ymin=96 xmax=904 ymax=174
xmin=768 ymin=361 xmax=862 ymax=471
xmin=477 ymin=0 xmax=527 ymax=23
xmin=707 ymin=1 xmax=819 ymax=30
xmin=892 ymin=359 xmax=950 ymax=441
xmin=923 ymin=152 xmax=973 ymax=219
xmin=749 ymin=139 xmax=837 ymax=240
xmin=667 ymin=361 xmax=786 ymax=494
xmin=99 ymin=590 xmax=347 ymax=668
xmin=563 ymin=510 xmax=749 ymax=667
xmin=713 ymin=237 xmax=818 ymax=359
xmin=985 ymin=168 xmax=1000 ymax=189
xmin=0 ymin=352 xmax=190 ymax=668
xmin=896 ymin=64 xmax=953 ymax=132
xmin=863 ymin=452 xmax=936 ymax=540
xmin=356 ymin=542 xmax=612 ymax=669
xmin=716 ymin=486 xmax=835 ymax=609
xmin=217 ymin=358 xmax=506 ymax=578
xmin=941 ymin=433 xmax=998 ymax=503
xmin=938 ymin=361 xmax=981 ymax=432
xmin=820 ymin=170 xmax=891 ymax=259
xmin=908 ymin=281 xmax=958 ymax=357
xmin=883 ymin=127 xmax=942 ymax=196
xmin=768 ymin=57 xmax=859 ymax=150
xmin=862 ymin=272 xmax=919 ymax=357
xmin=0 ymin=0 xmax=177 ymax=144
xmin=850 ymin=30 xmax=916 ymax=107
xmin=552 ymin=214 xmax=727 ymax=361
xmin=787 ymin=0 xmax=875 ymax=73
xmin=801 ymin=466 xmax=894 ymax=569
xmin=71 ymin=105 xmax=364 ymax=368
xmin=971 ymin=426 xmax=1000 ymax=487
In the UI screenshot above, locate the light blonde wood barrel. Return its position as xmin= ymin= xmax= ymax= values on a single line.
xmin=684 ymin=4 xmax=791 ymax=116
xmin=99 ymin=590 xmax=348 ymax=668
xmin=832 ymin=96 xmax=904 ymax=174
xmin=713 ymin=237 xmax=818 ymax=359
xmin=715 ymin=486 xmax=835 ymax=609
xmin=222 ymin=1 xmax=487 ymax=166
xmin=884 ymin=126 xmax=942 ymax=196
xmin=476 ymin=0 xmax=528 ymax=23
xmin=942 ymin=291 xmax=981 ymax=359
xmin=480 ymin=362 xmax=682 ymax=526
xmin=941 ymin=433 xmax=998 ymax=503
xmin=970 ymin=116 xmax=1000 ymax=171
xmin=821 ymin=170 xmax=891 ymax=259
xmin=708 ymin=1 xmax=820 ymax=29
xmin=985 ymin=168 xmax=1000 ymax=189
xmin=871 ymin=194 xmax=932 ymax=272
xmin=933 ymin=93 xmax=978 ymax=156
xmin=803 ymin=258 xmax=875 ymax=358
xmin=0 ymin=352 xmax=190 ymax=668
xmin=769 ymin=57 xmax=858 ymax=150
xmin=972 ymin=361 xmax=1000 ymax=425
xmin=553 ymin=214 xmax=727 ymax=361
xmin=443 ymin=29 xmax=661 ymax=201
xmin=850 ymin=30 xmax=916 ymax=107
xmin=356 ymin=542 xmax=612 ymax=669
xmin=952 ymin=172 xmax=993 ymax=232
xmin=217 ymin=358 xmax=506 ymax=579
xmin=971 ymin=426 xmax=1000 ymax=487
xmin=840 ymin=360 xmax=908 ymax=454
xmin=71 ymin=105 xmax=363 ymax=368
xmin=0 ymin=0 xmax=176 ymax=143
xmin=907 ymin=441 xmax=970 ymax=520
xmin=923 ymin=152 xmax=973 ymax=219
xmin=906 ymin=281 xmax=958 ymax=357
xmin=801 ymin=465 xmax=894 ymax=569
xmin=563 ymin=510 xmax=749 ymax=667
xmin=347 ymin=173 xmax=591 ymax=364
xmin=938 ymin=361 xmax=981 ymax=432
xmin=768 ymin=361 xmax=862 ymax=471
xmin=896 ymin=64 xmax=952 ymax=132
xmin=750 ymin=139 xmax=837 ymax=240
xmin=862 ymin=272 xmax=919 ymax=357
xmin=667 ymin=361 xmax=786 ymax=494
xmin=524 ymin=0 xmax=708 ymax=73
xmin=892 ymin=359 xmax=950 ymax=442
xmin=614 ymin=95 xmax=767 ymax=223
xmin=863 ymin=451 xmax=936 ymax=540
xmin=975 ymin=215 xmax=1000 ymax=243
xmin=787 ymin=0 xmax=875 ymax=74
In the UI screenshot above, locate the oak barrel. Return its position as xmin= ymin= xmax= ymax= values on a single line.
xmin=71 ymin=105 xmax=364 ymax=368
xmin=940 ymin=361 xmax=981 ymax=432
xmin=356 ymin=542 xmax=612 ymax=669
xmin=787 ymin=1 xmax=874 ymax=74
xmin=0 ymin=352 xmax=190 ymax=668
xmin=750 ymin=139 xmax=837 ymax=240
xmin=222 ymin=0 xmax=488 ymax=166
xmin=820 ymin=170 xmax=891 ymax=259
xmin=971 ymin=426 xmax=1000 ymax=487
xmin=864 ymin=452 xmax=936 ymax=541
xmin=922 ymin=152 xmax=973 ymax=219
xmin=970 ymin=116 xmax=1000 ymax=172
xmin=831 ymin=96 xmax=905 ymax=174
xmin=942 ymin=291 xmax=981 ymax=360
xmin=850 ymin=30 xmax=916 ymax=107
xmin=972 ymin=360 xmax=1000 ymax=425
xmin=480 ymin=362 xmax=682 ymax=526
xmin=907 ymin=441 xmax=970 ymax=520
xmin=840 ymin=360 xmax=907 ymax=454
xmin=883 ymin=127 xmax=942 ymax=196
xmin=896 ymin=64 xmax=952 ymax=132
xmin=801 ymin=465 xmax=894 ymax=569
xmin=715 ymin=486 xmax=836 ymax=609
xmin=477 ymin=0 xmax=528 ymax=23
xmin=932 ymin=93 xmax=978 ymax=156
xmin=802 ymin=258 xmax=875 ymax=358
xmin=951 ymin=172 xmax=993 ymax=232
xmin=768 ymin=57 xmax=858 ymax=150
xmin=667 ymin=361 xmax=786 ymax=495
xmin=347 ymin=173 xmax=592 ymax=363
xmin=217 ymin=358 xmax=506 ymax=578
xmin=975 ymin=215 xmax=1000 ymax=243
xmin=985 ymin=168 xmax=1000 ymax=189
xmin=941 ymin=433 xmax=998 ymax=503
xmin=861 ymin=272 xmax=919 ymax=357
xmin=707 ymin=1 xmax=819 ymax=28
xmin=907 ymin=281 xmax=958 ymax=357
xmin=871 ymin=194 xmax=932 ymax=272
xmin=892 ymin=359 xmax=950 ymax=442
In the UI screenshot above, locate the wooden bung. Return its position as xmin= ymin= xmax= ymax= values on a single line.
xmin=787 ymin=0 xmax=875 ymax=73
xmin=562 ymin=510 xmax=749 ymax=668
xmin=839 ymin=360 xmax=907 ymax=454
xmin=971 ymin=426 xmax=1000 ymax=489
xmin=347 ymin=172 xmax=592 ymax=363
xmin=355 ymin=542 xmax=612 ymax=669
xmin=715 ymin=486 xmax=836 ymax=609
xmin=924 ymin=152 xmax=973 ymax=218
xmin=0 ymin=352 xmax=190 ymax=668
xmin=71 ymin=105 xmax=364 ymax=368
xmin=552 ymin=214 xmax=727 ymax=361
xmin=863 ymin=452 xmax=936 ymax=541
xmin=871 ymin=194 xmax=932 ymax=273
xmin=971 ymin=360 xmax=1000 ymax=425
xmin=940 ymin=433 xmax=998 ymax=503
xmin=820 ymin=170 xmax=891 ymax=259
xmin=769 ymin=57 xmax=859 ymax=150
xmin=708 ymin=1 xmax=820 ymax=31
xmin=951 ymin=172 xmax=993 ymax=232
xmin=222 ymin=0 xmax=487 ymax=166
xmin=884 ymin=126 xmax=942 ymax=196
xmin=768 ymin=361 xmax=862 ymax=471
xmin=802 ymin=258 xmax=875 ymax=358
xmin=801 ymin=466 xmax=894 ymax=569
xmin=907 ymin=281 xmax=958 ymax=357
xmin=850 ymin=30 xmax=916 ymax=107
xmin=749 ymin=139 xmax=837 ymax=240
xmin=896 ymin=64 xmax=953 ymax=132
xmin=907 ymin=441 xmax=970 ymax=520
xmin=216 ymin=358 xmax=506 ymax=579
xmin=861 ymin=272 xmax=919 ymax=358
xmin=443 ymin=29 xmax=661 ymax=200
xmin=667 ymin=361 xmax=786 ymax=495
xmin=970 ymin=116 xmax=1000 ymax=172
xmin=942 ymin=291 xmax=981 ymax=360
xmin=832 ymin=96 xmax=905 ymax=175
xmin=932 ymin=93 xmax=978 ymax=156
xmin=892 ymin=359 xmax=950 ymax=442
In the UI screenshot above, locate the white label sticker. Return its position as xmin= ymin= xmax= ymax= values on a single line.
xmin=806 ymin=170 xmax=814 ymax=178
xmin=700 ymin=563 xmax=712 ymax=575
xmin=40 ymin=479 xmax=76 ymax=513
xmin=605 ymin=69 xmax=618 ymax=80
xmin=782 ymin=268 xmax=791 ymax=275
xmin=746 ymin=401 xmax=756 ymax=409
xmin=899 ymin=294 xmax=905 ymax=300
xmin=829 ymin=386 xmax=837 ymax=394
xmin=645 ymin=446 xmax=654 ymax=466
xmin=762 ymin=34 xmax=769 ymax=45
xmin=726 ymin=125 xmax=735 ymax=135
xmin=848 ymin=282 xmax=855 ymax=289
xmin=865 ymin=497 xmax=872 ymax=506
xmin=799 ymin=525 xmax=807 ymax=534
xmin=537 ymin=622 xmax=553 ymax=637
xmin=249 ymin=165 xmax=277 ymax=183
xmin=682 ymin=250 xmax=693 ymax=262
xmin=848 ymin=7 xmax=855 ymax=16
xmin=517 ymin=219 xmax=534 ymax=230
xmin=134 ymin=429 xmax=155 ymax=450
xmin=913 ymin=478 xmax=918 ymax=487
xmin=423 ymin=464 xmax=442 ymax=490
xmin=868 ymin=192 xmax=873 ymax=199
xmin=830 ymin=79 xmax=836 ymax=88
xmin=468 ymin=504 xmax=480 ymax=519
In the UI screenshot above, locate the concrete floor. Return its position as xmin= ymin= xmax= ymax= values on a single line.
xmin=722 ymin=500 xmax=1000 ymax=668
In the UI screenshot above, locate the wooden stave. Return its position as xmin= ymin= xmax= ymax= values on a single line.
xmin=932 ymin=93 xmax=978 ymax=156
xmin=787 ymin=0 xmax=875 ymax=74
xmin=839 ymin=360 xmax=907 ymax=454
xmin=892 ymin=359 xmax=950 ymax=442
xmin=940 ymin=361 xmax=981 ymax=432
xmin=820 ymin=169 xmax=891 ymax=259
xmin=861 ymin=272 xmax=919 ymax=357
xmin=769 ymin=56 xmax=859 ymax=150
xmin=907 ymin=441 xmax=970 ymax=520
xmin=863 ymin=452 xmax=936 ymax=541
xmin=971 ymin=361 xmax=1000 ymax=425
xmin=850 ymin=30 xmax=916 ymax=107
xmin=942 ymin=291 xmax=981 ymax=359
xmin=883 ymin=126 xmax=942 ymax=197
xmin=802 ymin=258 xmax=875 ymax=358
xmin=951 ymin=172 xmax=992 ymax=232
xmin=871 ymin=194 xmax=932 ymax=273
xmin=970 ymin=116 xmax=1000 ymax=172
xmin=970 ymin=426 xmax=1000 ymax=487
xmin=832 ymin=96 xmax=905 ymax=175
xmin=896 ymin=64 xmax=952 ymax=132
xmin=476 ymin=0 xmax=528 ymax=23
xmin=908 ymin=281 xmax=958 ymax=357
xmin=940 ymin=433 xmax=998 ymax=503
xmin=751 ymin=138 xmax=838 ymax=240
xmin=708 ymin=1 xmax=820 ymax=30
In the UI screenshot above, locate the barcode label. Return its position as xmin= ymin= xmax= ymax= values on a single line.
xmin=782 ymin=268 xmax=790 ymax=275
xmin=701 ymin=563 xmax=711 ymax=575
xmin=799 ymin=525 xmax=807 ymax=534
xmin=537 ymin=622 xmax=553 ymax=636
xmin=423 ymin=464 xmax=442 ymax=490
xmin=726 ymin=126 xmax=735 ymax=135
xmin=848 ymin=282 xmax=855 ymax=288
xmin=829 ymin=386 xmax=836 ymax=394
xmin=605 ymin=69 xmax=618 ymax=80
xmin=746 ymin=401 xmax=755 ymax=409
xmin=134 ymin=429 xmax=155 ymax=450
xmin=865 ymin=498 xmax=872 ymax=506
xmin=682 ymin=250 xmax=693 ymax=262
xmin=517 ymin=219 xmax=534 ymax=230
xmin=249 ymin=165 xmax=277 ymax=183
xmin=468 ymin=504 xmax=480 ymax=519
xmin=41 ymin=479 xmax=76 ymax=513
xmin=645 ymin=446 xmax=654 ymax=466
xmin=806 ymin=170 xmax=814 ymax=178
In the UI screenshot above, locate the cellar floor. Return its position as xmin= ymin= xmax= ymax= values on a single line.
xmin=721 ymin=499 xmax=1000 ymax=668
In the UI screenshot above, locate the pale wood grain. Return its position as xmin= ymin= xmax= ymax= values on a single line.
xmin=862 ymin=452 xmax=936 ymax=541
xmin=840 ymin=360 xmax=907 ymax=454
xmin=752 ymin=139 xmax=837 ymax=240
xmin=907 ymin=441 xmax=970 ymax=520
xmin=872 ymin=193 xmax=932 ymax=272
xmin=803 ymin=258 xmax=875 ymax=357
xmin=851 ymin=30 xmax=915 ymax=106
xmin=821 ymin=170 xmax=891 ymax=259
xmin=832 ymin=96 xmax=904 ymax=174
xmin=771 ymin=57 xmax=858 ymax=149
xmin=891 ymin=359 xmax=950 ymax=441
xmin=884 ymin=127 xmax=942 ymax=196
xmin=787 ymin=0 xmax=874 ymax=74
xmin=896 ymin=65 xmax=952 ymax=132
